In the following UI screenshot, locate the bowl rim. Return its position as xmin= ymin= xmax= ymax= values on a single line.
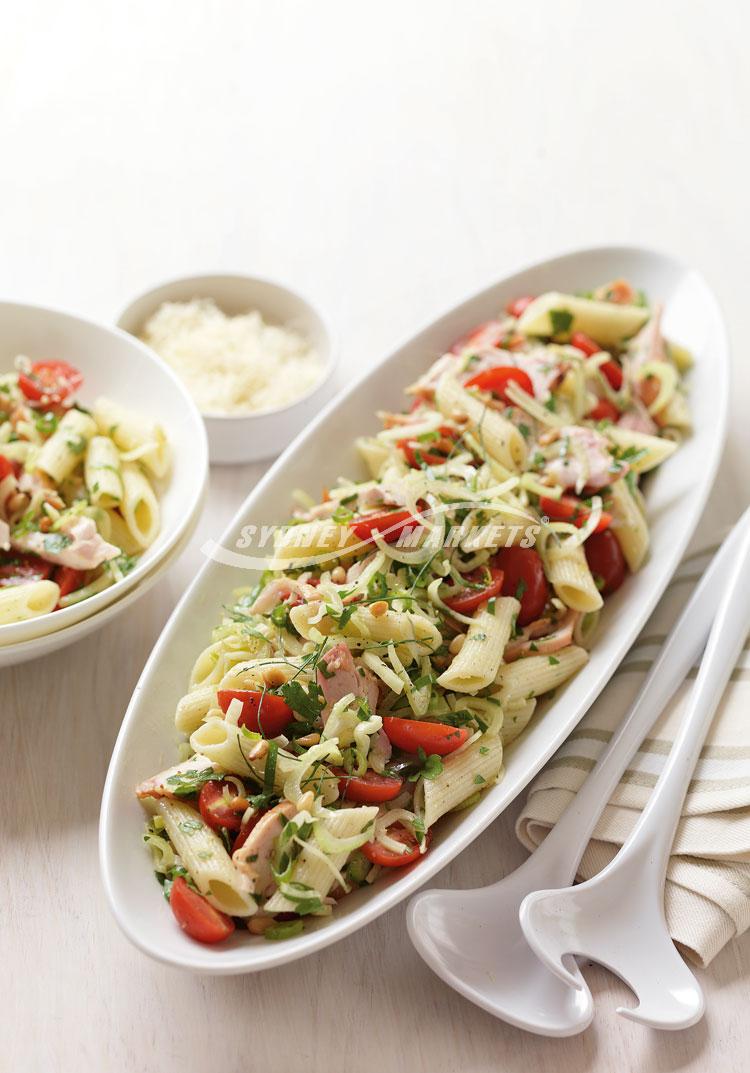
xmin=115 ymin=271 xmax=339 ymax=422
xmin=0 ymin=297 xmax=209 ymax=640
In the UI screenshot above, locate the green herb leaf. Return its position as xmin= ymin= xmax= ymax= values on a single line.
xmin=548 ymin=309 xmax=573 ymax=336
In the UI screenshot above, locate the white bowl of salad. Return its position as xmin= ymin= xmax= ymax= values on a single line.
xmin=0 ymin=301 xmax=208 ymax=648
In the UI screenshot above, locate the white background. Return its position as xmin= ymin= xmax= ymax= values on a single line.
xmin=2 ymin=2 xmax=748 ymax=1071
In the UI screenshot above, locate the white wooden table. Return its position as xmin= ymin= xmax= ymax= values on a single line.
xmin=2 ymin=2 xmax=749 ymax=1069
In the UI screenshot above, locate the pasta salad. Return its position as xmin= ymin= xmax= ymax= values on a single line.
xmin=0 ymin=357 xmax=169 ymax=624
xmin=137 ymin=279 xmax=690 ymax=945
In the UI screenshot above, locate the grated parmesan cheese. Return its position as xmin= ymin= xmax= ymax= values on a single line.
xmin=140 ymin=298 xmax=323 ymax=416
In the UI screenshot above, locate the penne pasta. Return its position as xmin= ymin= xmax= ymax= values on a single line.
xmin=437 ymin=596 xmax=519 ymax=693
xmin=84 ymin=435 xmax=123 ymax=507
xmin=121 ymin=463 xmax=160 ymax=548
xmin=93 ymin=396 xmax=170 ymax=478
xmin=156 ymin=799 xmax=256 ymax=916
xmin=608 ymin=477 xmax=649 ymax=571
xmin=422 ymin=736 xmax=504 ymax=828
xmin=436 ymin=372 xmax=526 ymax=471
xmin=495 ymin=645 xmax=588 ymax=706
xmin=36 ymin=408 xmax=97 ymax=483
xmin=543 ymin=541 xmax=603 ymax=613
xmin=0 ymin=580 xmax=60 ymax=624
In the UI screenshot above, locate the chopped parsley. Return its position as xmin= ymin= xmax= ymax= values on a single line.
xmin=279 ymin=678 xmax=323 ymax=723
xmin=43 ymin=531 xmax=73 ymax=554
xmin=165 ymin=767 xmax=220 ymax=797
xmin=548 ymin=309 xmax=573 ymax=336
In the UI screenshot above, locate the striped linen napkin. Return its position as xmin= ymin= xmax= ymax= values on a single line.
xmin=516 ymin=536 xmax=750 ymax=967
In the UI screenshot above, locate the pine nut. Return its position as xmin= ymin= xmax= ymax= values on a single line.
xmin=370 ymin=600 xmax=388 ymax=618
xmin=449 ymin=633 xmax=466 ymax=654
xmin=295 ymin=732 xmax=321 ymax=747
xmin=247 ymin=915 xmax=275 ymax=935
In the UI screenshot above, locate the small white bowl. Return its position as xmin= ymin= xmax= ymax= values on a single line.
xmin=116 ymin=274 xmax=337 ymax=465
xmin=0 ymin=300 xmax=208 ymax=649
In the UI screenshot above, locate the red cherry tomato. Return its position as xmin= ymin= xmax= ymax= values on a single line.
xmin=217 ymin=689 xmax=293 ymax=738
xmin=54 ymin=565 xmax=85 ymax=599
xmin=494 ymin=546 xmax=549 ymax=626
xmin=349 ymin=508 xmax=420 ymax=544
xmin=450 ymin=320 xmax=507 ymax=355
xmin=398 ymin=441 xmax=448 ymax=468
xmin=587 ymin=399 xmax=620 ymax=423
xmin=0 ymin=553 xmax=55 ymax=587
xmin=443 ymin=566 xmax=505 ymax=615
xmin=169 ymin=877 xmax=235 ymax=944
xmin=333 ymin=768 xmax=404 ymax=804
xmin=17 ymin=360 xmax=83 ymax=405
xmin=506 ymin=295 xmax=535 ymax=319
xmin=0 ymin=455 xmax=17 ymax=482
xmin=398 ymin=426 xmax=458 ymax=469
xmin=233 ymin=808 xmax=267 ymax=852
xmin=381 ymin=717 xmax=470 ymax=756
xmin=361 ymin=822 xmax=430 ymax=868
xmin=570 ymin=331 xmax=601 ymax=357
xmin=198 ymin=779 xmax=244 ymax=832
xmin=538 ymin=495 xmax=612 ymax=534
xmin=464 ymin=366 xmax=534 ymax=403
xmin=600 ymin=360 xmax=624 ymax=391
xmin=584 ymin=529 xmax=627 ymax=597
xmin=569 ymin=333 xmax=624 ymax=391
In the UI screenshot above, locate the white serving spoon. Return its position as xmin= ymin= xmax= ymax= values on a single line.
xmin=520 ymin=513 xmax=750 ymax=1030
xmin=407 ymin=513 xmax=745 ymax=1035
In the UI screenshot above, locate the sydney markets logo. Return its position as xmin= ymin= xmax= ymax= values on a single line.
xmin=201 ymin=500 xmax=542 ymax=572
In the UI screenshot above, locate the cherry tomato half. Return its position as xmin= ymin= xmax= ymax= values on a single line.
xmin=584 ymin=529 xmax=627 ymax=597
xmin=349 ymin=509 xmax=420 ymax=544
xmin=570 ymin=331 xmax=601 ymax=357
xmin=505 ymin=295 xmax=535 ymax=319
xmin=398 ymin=427 xmax=458 ymax=469
xmin=569 ymin=333 xmax=624 ymax=391
xmin=587 ymin=399 xmax=620 ymax=423
xmin=169 ymin=877 xmax=235 ymax=944
xmin=334 ymin=768 xmax=404 ymax=804
xmin=398 ymin=442 xmax=446 ymax=468
xmin=600 ymin=360 xmax=623 ymax=391
xmin=17 ymin=360 xmax=83 ymax=406
xmin=464 ymin=366 xmax=534 ymax=404
xmin=198 ymin=779 xmax=244 ymax=832
xmin=217 ymin=689 xmax=293 ymax=738
xmin=443 ymin=566 xmax=505 ymax=615
xmin=538 ymin=495 xmax=612 ymax=534
xmin=54 ymin=565 xmax=85 ymax=599
xmin=381 ymin=717 xmax=470 ymax=756
xmin=450 ymin=320 xmax=507 ymax=355
xmin=0 ymin=455 xmax=19 ymax=482
xmin=361 ymin=822 xmax=430 ymax=868
xmin=0 ymin=553 xmax=54 ymax=587
xmin=493 ymin=545 xmax=549 ymax=626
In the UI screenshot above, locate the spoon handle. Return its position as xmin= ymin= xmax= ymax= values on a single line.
xmin=534 ymin=510 xmax=748 ymax=878
xmin=614 ymin=514 xmax=750 ymax=878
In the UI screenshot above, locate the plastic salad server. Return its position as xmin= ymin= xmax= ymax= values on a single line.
xmin=520 ymin=510 xmax=750 ymax=1030
xmin=407 ymin=512 xmax=746 ymax=1035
